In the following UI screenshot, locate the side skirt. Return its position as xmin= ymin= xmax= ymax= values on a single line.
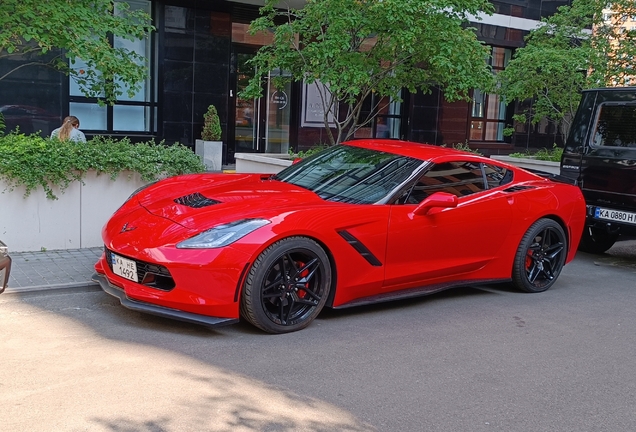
xmin=333 ymin=279 xmax=510 ymax=309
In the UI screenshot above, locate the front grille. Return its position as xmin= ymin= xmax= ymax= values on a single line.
xmin=105 ymin=247 xmax=175 ymax=291
xmin=174 ymin=192 xmax=220 ymax=208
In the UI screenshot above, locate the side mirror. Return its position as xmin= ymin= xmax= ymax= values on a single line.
xmin=412 ymin=192 xmax=458 ymax=216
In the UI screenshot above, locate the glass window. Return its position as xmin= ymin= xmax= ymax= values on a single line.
xmin=484 ymin=164 xmax=513 ymax=188
xmin=405 ymin=161 xmax=486 ymax=203
xmin=353 ymin=92 xmax=403 ymax=139
xmin=593 ymin=104 xmax=636 ymax=148
xmin=276 ymin=145 xmax=423 ymax=204
xmin=69 ymin=0 xmax=155 ymax=135
xmin=113 ymin=105 xmax=150 ymax=131
xmin=470 ymin=47 xmax=512 ymax=142
xmin=70 ymin=103 xmax=107 ymax=130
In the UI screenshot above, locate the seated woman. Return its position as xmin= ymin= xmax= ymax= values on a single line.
xmin=51 ymin=116 xmax=86 ymax=143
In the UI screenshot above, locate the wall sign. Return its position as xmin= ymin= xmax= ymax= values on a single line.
xmin=301 ymin=80 xmax=337 ymax=128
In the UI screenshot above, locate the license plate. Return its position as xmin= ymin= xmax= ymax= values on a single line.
xmin=594 ymin=207 xmax=636 ymax=225
xmin=111 ymin=253 xmax=138 ymax=282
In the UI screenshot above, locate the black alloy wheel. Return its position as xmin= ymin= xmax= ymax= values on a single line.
xmin=512 ymin=218 xmax=567 ymax=293
xmin=240 ymin=237 xmax=332 ymax=334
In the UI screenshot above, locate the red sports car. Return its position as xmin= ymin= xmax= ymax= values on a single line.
xmin=93 ymin=140 xmax=586 ymax=333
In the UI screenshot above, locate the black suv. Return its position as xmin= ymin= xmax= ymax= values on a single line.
xmin=560 ymin=87 xmax=636 ymax=253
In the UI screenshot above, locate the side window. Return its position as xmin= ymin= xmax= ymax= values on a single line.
xmin=484 ymin=164 xmax=513 ymax=188
xmin=402 ymin=161 xmax=486 ymax=204
xmin=593 ymin=104 xmax=636 ymax=148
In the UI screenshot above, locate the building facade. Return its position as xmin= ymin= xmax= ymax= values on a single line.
xmin=0 ymin=0 xmax=572 ymax=164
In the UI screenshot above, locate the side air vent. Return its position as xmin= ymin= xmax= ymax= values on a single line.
xmin=338 ymin=230 xmax=383 ymax=267
xmin=503 ymin=185 xmax=535 ymax=193
xmin=174 ymin=193 xmax=221 ymax=208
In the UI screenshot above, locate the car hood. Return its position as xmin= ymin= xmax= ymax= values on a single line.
xmin=136 ymin=173 xmax=326 ymax=229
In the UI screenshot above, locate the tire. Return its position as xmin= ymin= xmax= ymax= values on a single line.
xmin=578 ymin=225 xmax=618 ymax=254
xmin=512 ymin=218 xmax=567 ymax=293
xmin=240 ymin=237 xmax=332 ymax=334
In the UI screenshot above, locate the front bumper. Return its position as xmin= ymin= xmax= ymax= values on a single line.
xmin=92 ymin=273 xmax=239 ymax=328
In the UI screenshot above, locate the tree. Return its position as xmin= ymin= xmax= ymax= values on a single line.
xmin=243 ymin=0 xmax=496 ymax=145
xmin=498 ymin=0 xmax=636 ymax=142
xmin=0 ymin=0 xmax=154 ymax=104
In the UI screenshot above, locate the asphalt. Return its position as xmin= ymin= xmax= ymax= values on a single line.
xmin=6 ymin=247 xmax=103 ymax=294
xmin=5 ymin=238 xmax=636 ymax=296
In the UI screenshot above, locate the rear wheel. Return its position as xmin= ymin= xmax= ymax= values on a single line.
xmin=512 ymin=218 xmax=567 ymax=293
xmin=240 ymin=237 xmax=332 ymax=334
xmin=578 ymin=225 xmax=618 ymax=254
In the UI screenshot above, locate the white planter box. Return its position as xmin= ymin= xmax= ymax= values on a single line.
xmin=491 ymin=155 xmax=560 ymax=175
xmin=0 ymin=171 xmax=149 ymax=252
xmin=235 ymin=153 xmax=293 ymax=174
xmin=195 ymin=139 xmax=223 ymax=172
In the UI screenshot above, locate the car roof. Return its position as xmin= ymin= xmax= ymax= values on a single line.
xmin=343 ymin=138 xmax=483 ymax=162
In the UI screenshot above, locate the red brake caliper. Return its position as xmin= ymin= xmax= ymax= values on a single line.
xmin=296 ymin=261 xmax=309 ymax=298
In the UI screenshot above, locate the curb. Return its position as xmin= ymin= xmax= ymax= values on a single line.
xmin=4 ymin=281 xmax=100 ymax=295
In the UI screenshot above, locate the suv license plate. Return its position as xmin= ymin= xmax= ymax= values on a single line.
xmin=111 ymin=253 xmax=138 ymax=282
xmin=594 ymin=207 xmax=636 ymax=225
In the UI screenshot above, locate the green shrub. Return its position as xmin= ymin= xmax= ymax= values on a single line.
xmin=289 ymin=144 xmax=329 ymax=159
xmin=201 ymin=105 xmax=222 ymax=141
xmin=509 ymin=144 xmax=563 ymax=162
xmin=441 ymin=141 xmax=483 ymax=155
xmin=0 ymin=132 xmax=205 ymax=199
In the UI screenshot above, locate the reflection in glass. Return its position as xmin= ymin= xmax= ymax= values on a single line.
xmin=276 ymin=145 xmax=422 ymax=204
xmin=485 ymin=122 xmax=504 ymax=141
xmin=114 ymin=0 xmax=152 ymax=102
xmin=266 ymin=69 xmax=291 ymax=154
xmin=114 ymin=105 xmax=149 ymax=131
xmin=470 ymin=121 xmax=484 ymax=140
xmin=70 ymin=103 xmax=107 ymax=130
xmin=234 ymin=52 xmax=257 ymax=153
xmin=594 ymin=105 xmax=636 ymax=147
xmin=472 ymin=89 xmax=485 ymax=118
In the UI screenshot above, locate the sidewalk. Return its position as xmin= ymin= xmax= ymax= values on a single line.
xmin=6 ymin=247 xmax=103 ymax=294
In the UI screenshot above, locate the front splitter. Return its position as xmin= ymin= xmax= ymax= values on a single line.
xmin=92 ymin=273 xmax=239 ymax=328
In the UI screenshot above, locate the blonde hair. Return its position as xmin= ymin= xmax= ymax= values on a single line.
xmin=58 ymin=116 xmax=80 ymax=141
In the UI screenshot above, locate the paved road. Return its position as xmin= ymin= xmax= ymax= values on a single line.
xmin=2 ymin=244 xmax=636 ymax=432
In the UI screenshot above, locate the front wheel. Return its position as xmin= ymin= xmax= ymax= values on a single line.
xmin=240 ymin=237 xmax=332 ymax=334
xmin=578 ymin=226 xmax=618 ymax=254
xmin=512 ymin=218 xmax=567 ymax=293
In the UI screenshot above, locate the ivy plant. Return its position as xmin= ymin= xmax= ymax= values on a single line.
xmin=0 ymin=132 xmax=205 ymax=200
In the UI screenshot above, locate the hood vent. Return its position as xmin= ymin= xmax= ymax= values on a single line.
xmin=174 ymin=192 xmax=221 ymax=208
xmin=503 ymin=185 xmax=535 ymax=193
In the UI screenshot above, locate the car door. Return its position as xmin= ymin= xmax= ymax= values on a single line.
xmin=581 ymin=103 xmax=636 ymax=214
xmin=383 ymin=161 xmax=513 ymax=290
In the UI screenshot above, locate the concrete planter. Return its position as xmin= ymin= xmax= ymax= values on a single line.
xmin=491 ymin=155 xmax=560 ymax=175
xmin=0 ymin=171 xmax=149 ymax=252
xmin=195 ymin=139 xmax=223 ymax=172
xmin=235 ymin=153 xmax=293 ymax=174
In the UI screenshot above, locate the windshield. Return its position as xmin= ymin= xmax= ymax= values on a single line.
xmin=275 ymin=145 xmax=424 ymax=204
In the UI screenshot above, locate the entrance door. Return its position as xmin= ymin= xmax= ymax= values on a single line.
xmin=230 ymin=48 xmax=292 ymax=159
xmin=232 ymin=51 xmax=260 ymax=155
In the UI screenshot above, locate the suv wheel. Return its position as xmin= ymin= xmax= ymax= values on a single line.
xmin=578 ymin=226 xmax=618 ymax=254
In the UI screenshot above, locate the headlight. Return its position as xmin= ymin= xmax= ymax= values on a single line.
xmin=176 ymin=219 xmax=270 ymax=249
